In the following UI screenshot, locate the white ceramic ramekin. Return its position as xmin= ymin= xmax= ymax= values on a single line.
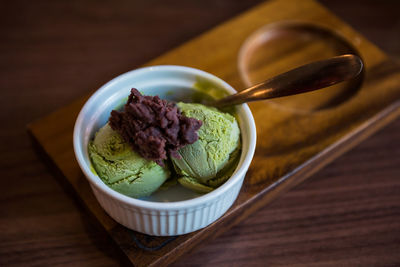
xmin=73 ymin=65 xmax=256 ymax=236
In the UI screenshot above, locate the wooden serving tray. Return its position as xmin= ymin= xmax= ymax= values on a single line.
xmin=28 ymin=0 xmax=400 ymax=266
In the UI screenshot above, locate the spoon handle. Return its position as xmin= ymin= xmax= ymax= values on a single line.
xmin=213 ymin=54 xmax=363 ymax=108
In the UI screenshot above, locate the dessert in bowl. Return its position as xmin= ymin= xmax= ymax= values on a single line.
xmin=73 ymin=65 xmax=256 ymax=236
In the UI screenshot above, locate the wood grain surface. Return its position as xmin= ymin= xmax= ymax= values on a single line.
xmin=1 ymin=0 xmax=399 ymax=266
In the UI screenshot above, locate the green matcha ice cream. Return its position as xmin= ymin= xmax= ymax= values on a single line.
xmin=172 ymin=102 xmax=241 ymax=193
xmin=88 ymin=123 xmax=170 ymax=198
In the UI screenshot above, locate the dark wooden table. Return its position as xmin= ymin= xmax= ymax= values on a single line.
xmin=1 ymin=0 xmax=399 ymax=266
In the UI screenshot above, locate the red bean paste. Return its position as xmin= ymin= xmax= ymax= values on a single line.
xmin=109 ymin=88 xmax=202 ymax=166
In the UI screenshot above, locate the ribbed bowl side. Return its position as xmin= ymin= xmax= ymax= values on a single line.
xmin=90 ymin=174 xmax=244 ymax=236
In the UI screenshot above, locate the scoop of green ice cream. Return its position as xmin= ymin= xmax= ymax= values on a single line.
xmin=172 ymin=103 xmax=241 ymax=191
xmin=89 ymin=123 xmax=170 ymax=198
